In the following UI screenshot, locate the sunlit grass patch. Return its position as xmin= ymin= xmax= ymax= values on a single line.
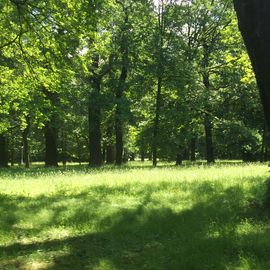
xmin=0 ymin=162 xmax=269 ymax=269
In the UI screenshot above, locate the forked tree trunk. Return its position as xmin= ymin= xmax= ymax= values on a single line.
xmin=234 ymin=0 xmax=270 ymax=127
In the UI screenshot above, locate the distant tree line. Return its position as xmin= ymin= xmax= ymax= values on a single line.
xmin=0 ymin=0 xmax=268 ymax=168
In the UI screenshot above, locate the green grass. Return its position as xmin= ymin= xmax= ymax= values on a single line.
xmin=0 ymin=162 xmax=270 ymax=270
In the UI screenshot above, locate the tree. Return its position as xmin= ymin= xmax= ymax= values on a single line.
xmin=0 ymin=0 xmax=267 ymax=168
xmin=233 ymin=0 xmax=270 ymax=128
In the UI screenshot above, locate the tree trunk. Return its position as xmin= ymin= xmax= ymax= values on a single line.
xmin=76 ymin=136 xmax=82 ymax=165
xmin=123 ymin=150 xmax=129 ymax=163
xmin=45 ymin=121 xmax=58 ymax=167
xmin=43 ymin=87 xmax=59 ymax=167
xmin=10 ymin=146 xmax=14 ymax=167
xmin=0 ymin=134 xmax=8 ymax=167
xmin=141 ymin=151 xmax=145 ymax=162
xmin=204 ymin=115 xmax=215 ymax=164
xmin=234 ymin=0 xmax=270 ymax=128
xmin=106 ymin=145 xmax=114 ymax=164
xmin=176 ymin=153 xmax=183 ymax=166
xmin=190 ymin=137 xmax=196 ymax=162
xmin=265 ymin=148 xmax=269 ymax=162
xmin=115 ymin=13 xmax=129 ymax=166
xmin=130 ymin=153 xmax=135 ymax=161
xmin=61 ymin=130 xmax=68 ymax=166
xmin=115 ymin=105 xmax=124 ymax=165
xmin=202 ymin=52 xmax=215 ymax=164
xmin=152 ymin=76 xmax=162 ymax=167
xmin=22 ymin=116 xmax=30 ymax=168
xmin=102 ymin=146 xmax=106 ymax=163
xmin=152 ymin=2 xmax=165 ymax=167
xmin=105 ymin=126 xmax=114 ymax=164
xmin=89 ymin=77 xmax=103 ymax=167
xmin=260 ymin=120 xmax=266 ymax=162
xmin=260 ymin=141 xmax=266 ymax=163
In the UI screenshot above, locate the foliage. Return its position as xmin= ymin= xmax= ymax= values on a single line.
xmin=0 ymin=0 xmax=265 ymax=166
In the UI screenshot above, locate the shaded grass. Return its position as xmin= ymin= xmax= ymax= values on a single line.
xmin=0 ymin=162 xmax=270 ymax=269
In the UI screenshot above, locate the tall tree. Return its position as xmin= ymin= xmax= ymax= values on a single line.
xmin=114 ymin=1 xmax=130 ymax=165
xmin=233 ymin=0 xmax=270 ymax=128
xmin=152 ymin=0 xmax=165 ymax=167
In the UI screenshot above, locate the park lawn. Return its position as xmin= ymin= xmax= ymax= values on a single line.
xmin=0 ymin=162 xmax=270 ymax=270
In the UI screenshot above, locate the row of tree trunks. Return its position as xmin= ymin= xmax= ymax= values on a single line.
xmin=0 ymin=117 xmax=30 ymax=168
xmin=175 ymin=141 xmax=196 ymax=166
xmin=0 ymin=131 xmax=197 ymax=168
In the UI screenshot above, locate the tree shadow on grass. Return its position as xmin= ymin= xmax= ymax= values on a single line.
xmin=0 ymin=182 xmax=270 ymax=269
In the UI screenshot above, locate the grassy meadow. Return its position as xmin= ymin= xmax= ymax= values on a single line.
xmin=0 ymin=162 xmax=270 ymax=270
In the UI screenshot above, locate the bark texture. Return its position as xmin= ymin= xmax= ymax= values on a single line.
xmin=234 ymin=0 xmax=270 ymax=127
